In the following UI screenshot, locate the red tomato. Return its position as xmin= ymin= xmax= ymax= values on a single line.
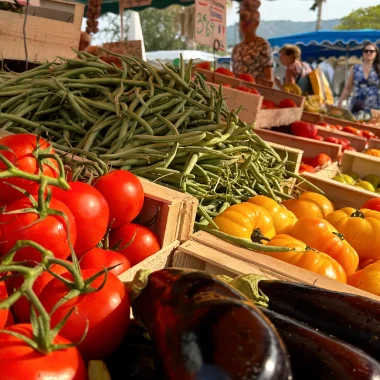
xmin=325 ymin=136 xmax=340 ymax=144
xmin=343 ymin=146 xmax=357 ymax=152
xmin=0 ymin=281 xmax=8 ymax=329
xmin=335 ymin=125 xmax=343 ymax=131
xmin=318 ymin=122 xmax=330 ymax=128
xmin=215 ymin=67 xmax=235 ymax=77
xmin=237 ymin=73 xmax=255 ymax=83
xmin=311 ymin=153 xmax=332 ymax=168
xmin=52 ymin=182 xmax=109 ymax=255
xmin=329 ymin=125 xmax=339 ymax=130
xmin=342 ymin=126 xmax=363 ymax=136
xmin=93 ymin=170 xmax=144 ymax=229
xmin=195 ymin=61 xmax=211 ymax=71
xmin=301 ymin=157 xmax=314 ymax=166
xmin=0 ymin=198 xmax=77 ymax=262
xmin=0 ymin=323 xmax=87 ymax=379
xmin=278 ymin=99 xmax=298 ymax=108
xmin=299 ymin=164 xmax=316 ymax=174
xmin=248 ymin=88 xmax=260 ymax=95
xmin=40 ymin=269 xmax=130 ymax=360
xmin=79 ymin=247 xmax=131 ymax=276
xmin=8 ymin=262 xmax=69 ymax=323
xmin=261 ymin=100 xmax=277 ymax=109
xmin=362 ymin=130 xmax=376 ymax=139
xmin=362 ymin=198 xmax=380 ymax=213
xmin=313 ymin=135 xmax=324 ymax=141
xmin=236 ymin=85 xmax=251 ymax=93
xmin=222 ymin=83 xmax=232 ymax=88
xmin=337 ymin=138 xmax=350 ymax=148
xmin=109 ymin=223 xmax=160 ymax=266
xmin=5 ymin=310 xmax=14 ymax=327
xmin=0 ymin=134 xmax=59 ymax=206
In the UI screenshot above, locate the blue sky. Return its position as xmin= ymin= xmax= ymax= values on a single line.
xmin=227 ymin=0 xmax=379 ymax=24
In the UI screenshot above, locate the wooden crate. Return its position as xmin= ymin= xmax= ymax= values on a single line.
xmin=197 ymin=68 xmax=274 ymax=88
xmin=118 ymin=240 xmax=179 ymax=282
xmin=255 ymin=128 xmax=342 ymax=162
xmin=316 ymin=126 xmax=368 ymax=152
xmin=172 ymin=231 xmax=380 ymax=301
xmin=207 ymin=82 xmax=263 ymax=124
xmin=302 ymin=111 xmax=380 ymax=138
xmin=299 ymin=150 xmax=380 ymax=209
xmin=0 ymin=0 xmax=84 ymax=62
xmin=368 ymin=138 xmax=380 ymax=150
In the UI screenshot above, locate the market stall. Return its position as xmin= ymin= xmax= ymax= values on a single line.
xmin=1 ymin=0 xmax=380 ymax=379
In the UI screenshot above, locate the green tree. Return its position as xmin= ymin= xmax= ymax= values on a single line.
xmin=310 ymin=0 xmax=326 ymax=31
xmin=336 ymin=5 xmax=380 ymax=30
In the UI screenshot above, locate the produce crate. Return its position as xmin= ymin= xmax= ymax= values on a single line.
xmin=302 ymin=111 xmax=380 ymax=138
xmin=172 ymin=231 xmax=380 ymax=302
xmin=254 ymin=128 xmax=342 ymax=162
xmin=315 ymin=126 xmax=368 ymax=152
xmin=207 ymin=82 xmax=262 ymax=125
xmin=0 ymin=0 xmax=84 ymax=62
xmin=197 ymin=68 xmax=274 ymax=88
xmin=299 ymin=150 xmax=380 ymax=209
xmin=368 ymin=138 xmax=380 ymax=150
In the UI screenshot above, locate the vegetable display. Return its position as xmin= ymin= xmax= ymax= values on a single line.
xmin=0 ymin=52 xmax=307 ymax=229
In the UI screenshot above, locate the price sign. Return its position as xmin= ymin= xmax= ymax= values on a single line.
xmin=195 ymin=0 xmax=227 ymax=50
xmin=123 ymin=0 xmax=152 ymax=9
xmin=102 ymin=40 xmax=143 ymax=59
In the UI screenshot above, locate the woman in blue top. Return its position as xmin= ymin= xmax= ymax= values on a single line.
xmin=338 ymin=43 xmax=380 ymax=113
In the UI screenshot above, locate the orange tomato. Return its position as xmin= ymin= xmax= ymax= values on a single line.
xmin=282 ymin=191 xmax=335 ymax=219
xmin=346 ymin=262 xmax=380 ymax=295
xmin=263 ymin=234 xmax=347 ymax=283
xmin=290 ymin=217 xmax=359 ymax=275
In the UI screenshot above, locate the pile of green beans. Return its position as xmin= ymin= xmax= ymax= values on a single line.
xmin=0 ymin=51 xmax=309 ymax=223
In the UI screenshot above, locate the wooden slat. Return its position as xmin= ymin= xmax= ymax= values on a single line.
xmin=316 ymin=126 xmax=368 ymax=152
xmin=341 ymin=150 xmax=380 ymax=178
xmin=255 ymin=128 xmax=342 ymax=161
xmin=174 ymin=231 xmax=380 ymax=302
xmin=0 ymin=0 xmax=84 ymax=62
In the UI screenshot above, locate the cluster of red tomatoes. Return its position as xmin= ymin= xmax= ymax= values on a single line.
xmin=0 ymin=134 xmax=161 ymax=378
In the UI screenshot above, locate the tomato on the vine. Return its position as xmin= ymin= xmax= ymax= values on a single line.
xmin=0 ymin=198 xmax=77 ymax=262
xmin=40 ymin=269 xmax=130 ymax=360
xmin=109 ymin=223 xmax=160 ymax=266
xmin=93 ymin=170 xmax=144 ymax=229
xmin=79 ymin=247 xmax=131 ymax=276
xmin=0 ymin=134 xmax=59 ymax=206
xmin=52 ymin=182 xmax=109 ymax=255
xmin=8 ymin=262 xmax=70 ymax=323
xmin=0 ymin=324 xmax=87 ymax=379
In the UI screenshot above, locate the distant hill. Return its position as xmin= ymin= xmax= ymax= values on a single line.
xmin=227 ymin=19 xmax=341 ymax=47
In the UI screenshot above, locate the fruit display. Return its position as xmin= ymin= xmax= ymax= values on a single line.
xmin=332 ymin=172 xmax=380 ymax=193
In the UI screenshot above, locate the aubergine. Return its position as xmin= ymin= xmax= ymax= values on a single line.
xmin=130 ymin=268 xmax=292 ymax=380
xmin=258 ymin=280 xmax=380 ymax=360
xmin=260 ymin=307 xmax=380 ymax=380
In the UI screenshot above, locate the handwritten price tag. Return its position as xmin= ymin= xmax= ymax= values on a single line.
xmin=123 ymin=0 xmax=152 ymax=9
xmin=102 ymin=40 xmax=142 ymax=59
xmin=195 ymin=0 xmax=227 ymax=50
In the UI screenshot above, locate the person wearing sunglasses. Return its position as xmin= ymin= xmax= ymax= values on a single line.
xmin=232 ymin=4 xmax=274 ymax=81
xmin=337 ymin=43 xmax=380 ymax=113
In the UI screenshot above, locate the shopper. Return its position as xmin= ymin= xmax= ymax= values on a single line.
xmin=275 ymin=44 xmax=312 ymax=89
xmin=232 ymin=10 xmax=274 ymax=81
xmin=338 ymin=43 xmax=380 ymax=113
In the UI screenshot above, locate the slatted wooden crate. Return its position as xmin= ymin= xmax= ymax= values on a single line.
xmin=0 ymin=0 xmax=84 ymax=62
xmin=172 ymin=231 xmax=380 ymax=301
xmin=302 ymin=111 xmax=380 ymax=138
xmin=255 ymin=128 xmax=342 ymax=162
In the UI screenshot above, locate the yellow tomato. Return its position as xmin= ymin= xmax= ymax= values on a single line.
xmin=212 ymin=203 xmax=276 ymax=241
xmin=248 ymin=195 xmax=297 ymax=234
xmin=263 ymin=234 xmax=347 ymax=283
xmin=326 ymin=207 xmax=380 ymax=261
xmin=365 ymin=149 xmax=380 ymax=158
xmin=282 ymin=191 xmax=335 ymax=219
